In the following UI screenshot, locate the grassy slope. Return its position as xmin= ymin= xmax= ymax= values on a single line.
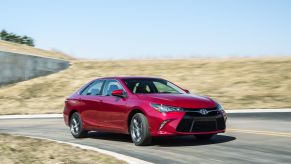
xmin=0 ymin=57 xmax=290 ymax=114
xmin=0 ymin=40 xmax=73 ymax=60
xmin=0 ymin=134 xmax=126 ymax=164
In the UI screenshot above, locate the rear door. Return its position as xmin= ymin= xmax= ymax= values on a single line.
xmin=79 ymin=80 xmax=104 ymax=129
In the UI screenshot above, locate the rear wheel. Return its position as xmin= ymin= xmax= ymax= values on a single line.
xmin=70 ymin=112 xmax=87 ymax=138
xmin=130 ymin=113 xmax=152 ymax=146
xmin=194 ymin=134 xmax=215 ymax=140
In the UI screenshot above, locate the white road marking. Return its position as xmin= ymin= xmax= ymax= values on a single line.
xmin=228 ymin=128 xmax=291 ymax=138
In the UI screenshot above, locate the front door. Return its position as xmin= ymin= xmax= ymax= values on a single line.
xmin=98 ymin=80 xmax=128 ymax=132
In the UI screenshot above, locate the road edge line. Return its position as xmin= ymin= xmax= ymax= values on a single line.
xmin=226 ymin=108 xmax=291 ymax=113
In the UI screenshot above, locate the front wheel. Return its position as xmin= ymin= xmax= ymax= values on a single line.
xmin=70 ymin=112 xmax=87 ymax=138
xmin=130 ymin=113 xmax=152 ymax=146
xmin=194 ymin=134 xmax=215 ymax=140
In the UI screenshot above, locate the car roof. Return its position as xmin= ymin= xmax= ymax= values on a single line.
xmin=96 ymin=76 xmax=163 ymax=80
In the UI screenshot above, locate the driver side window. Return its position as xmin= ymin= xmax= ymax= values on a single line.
xmin=102 ymin=80 xmax=123 ymax=96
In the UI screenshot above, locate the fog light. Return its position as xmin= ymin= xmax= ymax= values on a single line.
xmin=159 ymin=120 xmax=170 ymax=130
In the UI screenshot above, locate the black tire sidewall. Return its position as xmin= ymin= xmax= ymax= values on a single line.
xmin=130 ymin=113 xmax=151 ymax=146
xmin=70 ymin=112 xmax=86 ymax=138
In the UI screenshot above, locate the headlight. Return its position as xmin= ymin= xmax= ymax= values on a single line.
xmin=151 ymin=103 xmax=183 ymax=112
xmin=217 ymin=103 xmax=224 ymax=110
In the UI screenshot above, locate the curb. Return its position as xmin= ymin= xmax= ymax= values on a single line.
xmin=1 ymin=109 xmax=291 ymax=119
xmin=0 ymin=114 xmax=63 ymax=119
xmin=10 ymin=134 xmax=152 ymax=164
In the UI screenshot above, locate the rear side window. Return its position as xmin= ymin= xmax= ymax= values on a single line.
xmin=81 ymin=80 xmax=104 ymax=96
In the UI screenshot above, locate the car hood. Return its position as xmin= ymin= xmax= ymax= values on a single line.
xmin=137 ymin=93 xmax=217 ymax=109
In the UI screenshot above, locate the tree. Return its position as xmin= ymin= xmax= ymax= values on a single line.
xmin=22 ymin=35 xmax=35 ymax=47
xmin=0 ymin=29 xmax=35 ymax=47
xmin=0 ymin=30 xmax=8 ymax=40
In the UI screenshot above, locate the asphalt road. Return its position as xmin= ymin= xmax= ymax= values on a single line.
xmin=1 ymin=113 xmax=291 ymax=164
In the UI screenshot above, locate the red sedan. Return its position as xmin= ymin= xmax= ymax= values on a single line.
xmin=63 ymin=77 xmax=227 ymax=146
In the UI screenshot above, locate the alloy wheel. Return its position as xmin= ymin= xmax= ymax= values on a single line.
xmin=70 ymin=114 xmax=81 ymax=136
xmin=131 ymin=117 xmax=143 ymax=142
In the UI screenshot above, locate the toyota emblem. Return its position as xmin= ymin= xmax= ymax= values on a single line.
xmin=200 ymin=109 xmax=208 ymax=115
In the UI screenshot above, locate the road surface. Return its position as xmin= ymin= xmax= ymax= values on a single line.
xmin=0 ymin=113 xmax=291 ymax=164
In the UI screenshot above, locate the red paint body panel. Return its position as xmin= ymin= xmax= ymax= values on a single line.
xmin=63 ymin=76 xmax=227 ymax=136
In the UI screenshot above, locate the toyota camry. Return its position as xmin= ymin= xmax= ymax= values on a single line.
xmin=63 ymin=77 xmax=227 ymax=146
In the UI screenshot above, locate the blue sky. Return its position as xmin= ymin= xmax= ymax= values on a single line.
xmin=1 ymin=0 xmax=291 ymax=59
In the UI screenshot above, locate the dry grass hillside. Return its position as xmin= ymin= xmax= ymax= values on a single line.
xmin=0 ymin=57 xmax=290 ymax=114
xmin=0 ymin=40 xmax=73 ymax=60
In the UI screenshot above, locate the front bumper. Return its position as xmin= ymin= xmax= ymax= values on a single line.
xmin=149 ymin=110 xmax=227 ymax=136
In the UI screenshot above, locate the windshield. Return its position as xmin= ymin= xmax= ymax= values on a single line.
xmin=124 ymin=78 xmax=186 ymax=94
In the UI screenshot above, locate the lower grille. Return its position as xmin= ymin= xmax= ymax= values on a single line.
xmin=176 ymin=119 xmax=192 ymax=132
xmin=176 ymin=113 xmax=225 ymax=132
xmin=191 ymin=121 xmax=217 ymax=132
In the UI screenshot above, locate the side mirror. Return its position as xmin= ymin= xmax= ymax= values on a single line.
xmin=183 ymin=89 xmax=190 ymax=94
xmin=111 ymin=89 xmax=126 ymax=97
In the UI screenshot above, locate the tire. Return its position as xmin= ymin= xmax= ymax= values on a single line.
xmin=194 ymin=134 xmax=215 ymax=140
xmin=130 ymin=113 xmax=152 ymax=146
xmin=70 ymin=112 xmax=87 ymax=138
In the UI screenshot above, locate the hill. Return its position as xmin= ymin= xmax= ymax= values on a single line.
xmin=0 ymin=40 xmax=73 ymax=60
xmin=0 ymin=57 xmax=290 ymax=114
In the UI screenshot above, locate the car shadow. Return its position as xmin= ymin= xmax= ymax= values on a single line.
xmin=152 ymin=135 xmax=236 ymax=147
xmin=87 ymin=131 xmax=132 ymax=143
xmin=86 ymin=132 xmax=236 ymax=147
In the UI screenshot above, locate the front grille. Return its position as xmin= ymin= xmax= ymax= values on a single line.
xmin=183 ymin=107 xmax=219 ymax=117
xmin=176 ymin=111 xmax=225 ymax=132
xmin=184 ymin=110 xmax=220 ymax=117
